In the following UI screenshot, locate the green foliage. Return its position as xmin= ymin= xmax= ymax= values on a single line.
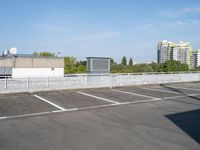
xmin=129 ymin=58 xmax=133 ymax=66
xmin=121 ymin=56 xmax=127 ymax=65
xmin=158 ymin=60 xmax=189 ymax=72
xmin=64 ymin=57 xmax=86 ymax=74
xmin=111 ymin=64 xmax=135 ymax=73
xmin=192 ymin=66 xmax=200 ymax=71
xmin=63 ymin=55 xmax=190 ymax=74
xmin=33 ymin=51 xmax=55 ymax=57
xmin=149 ymin=62 xmax=160 ymax=72
xmin=134 ymin=64 xmax=154 ymax=72
xmin=111 ymin=59 xmax=189 ymax=73
xmin=110 ymin=58 xmax=115 ymax=65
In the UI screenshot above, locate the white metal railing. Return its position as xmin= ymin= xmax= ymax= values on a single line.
xmin=0 ymin=72 xmax=200 ymax=93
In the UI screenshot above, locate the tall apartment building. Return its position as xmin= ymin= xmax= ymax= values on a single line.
xmin=157 ymin=40 xmax=192 ymax=67
xmin=190 ymin=50 xmax=200 ymax=68
xmin=157 ymin=40 xmax=175 ymax=63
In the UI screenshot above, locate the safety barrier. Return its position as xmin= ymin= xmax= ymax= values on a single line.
xmin=0 ymin=72 xmax=200 ymax=93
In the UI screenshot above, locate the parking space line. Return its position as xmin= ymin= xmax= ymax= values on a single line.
xmin=0 ymin=111 xmax=53 ymax=120
xmin=141 ymin=87 xmax=180 ymax=94
xmin=76 ymin=91 xmax=120 ymax=104
xmin=120 ymin=98 xmax=162 ymax=105
xmin=34 ymin=94 xmax=66 ymax=111
xmin=111 ymin=89 xmax=158 ymax=99
xmin=167 ymin=86 xmax=200 ymax=91
xmin=1 ymin=93 xmax=200 ymax=120
xmin=163 ymin=93 xmax=199 ymax=100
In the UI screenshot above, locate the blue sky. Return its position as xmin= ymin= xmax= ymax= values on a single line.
xmin=0 ymin=0 xmax=200 ymax=63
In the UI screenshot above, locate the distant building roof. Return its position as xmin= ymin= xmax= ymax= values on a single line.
xmin=86 ymin=57 xmax=110 ymax=59
xmin=0 ymin=54 xmax=63 ymax=59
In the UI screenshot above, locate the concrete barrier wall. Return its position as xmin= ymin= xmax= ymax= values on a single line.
xmin=0 ymin=73 xmax=200 ymax=93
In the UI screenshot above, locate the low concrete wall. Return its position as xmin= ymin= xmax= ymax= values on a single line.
xmin=12 ymin=68 xmax=64 ymax=78
xmin=0 ymin=73 xmax=200 ymax=93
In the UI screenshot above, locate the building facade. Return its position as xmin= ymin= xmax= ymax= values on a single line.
xmin=190 ymin=50 xmax=200 ymax=68
xmin=157 ymin=40 xmax=193 ymax=67
xmin=87 ymin=57 xmax=110 ymax=73
xmin=0 ymin=55 xmax=64 ymax=78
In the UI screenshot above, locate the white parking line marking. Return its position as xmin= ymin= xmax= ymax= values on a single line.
xmin=111 ymin=89 xmax=158 ymax=99
xmin=76 ymin=91 xmax=120 ymax=104
xmin=1 ymin=93 xmax=200 ymax=120
xmin=167 ymin=86 xmax=200 ymax=91
xmin=52 ymin=108 xmax=78 ymax=113
xmin=0 ymin=111 xmax=53 ymax=120
xmin=163 ymin=93 xmax=199 ymax=100
xmin=120 ymin=98 xmax=162 ymax=105
xmin=141 ymin=87 xmax=180 ymax=94
xmin=34 ymin=94 xmax=66 ymax=111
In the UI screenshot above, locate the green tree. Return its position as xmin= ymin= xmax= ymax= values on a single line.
xmin=134 ymin=64 xmax=153 ymax=72
xmin=64 ymin=57 xmax=77 ymax=74
xmin=129 ymin=58 xmax=133 ymax=66
xmin=121 ymin=56 xmax=127 ymax=65
xmin=149 ymin=62 xmax=160 ymax=72
xmin=33 ymin=51 xmax=55 ymax=57
xmin=110 ymin=58 xmax=115 ymax=65
xmin=111 ymin=64 xmax=135 ymax=73
xmin=158 ymin=60 xmax=189 ymax=72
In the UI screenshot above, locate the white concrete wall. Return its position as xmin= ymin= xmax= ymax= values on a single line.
xmin=12 ymin=68 xmax=64 ymax=78
xmin=1 ymin=73 xmax=200 ymax=93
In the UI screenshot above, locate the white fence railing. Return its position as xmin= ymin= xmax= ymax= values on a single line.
xmin=0 ymin=72 xmax=200 ymax=93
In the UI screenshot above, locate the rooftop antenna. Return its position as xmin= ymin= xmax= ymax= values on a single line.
xmin=9 ymin=47 xmax=17 ymax=55
xmin=2 ymin=49 xmax=9 ymax=56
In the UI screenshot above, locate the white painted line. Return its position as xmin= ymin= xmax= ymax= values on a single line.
xmin=0 ymin=111 xmax=52 ymax=120
xmin=141 ymin=87 xmax=181 ymax=94
xmin=52 ymin=108 xmax=78 ymax=113
xmin=1 ymin=93 xmax=200 ymax=120
xmin=111 ymin=89 xmax=158 ymax=99
xmin=76 ymin=91 xmax=120 ymax=104
xmin=1 ymin=93 xmax=200 ymax=121
xmin=122 ymin=98 xmax=162 ymax=105
xmin=79 ymin=103 xmax=118 ymax=110
xmin=34 ymin=94 xmax=66 ymax=111
xmin=168 ymin=86 xmax=200 ymax=92
xmin=163 ymin=93 xmax=199 ymax=100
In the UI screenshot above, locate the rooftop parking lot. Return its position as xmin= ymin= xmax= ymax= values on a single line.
xmin=0 ymin=82 xmax=200 ymax=150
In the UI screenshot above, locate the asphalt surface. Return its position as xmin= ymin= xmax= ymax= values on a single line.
xmin=0 ymin=82 xmax=200 ymax=150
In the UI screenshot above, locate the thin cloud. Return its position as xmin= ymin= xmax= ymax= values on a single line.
xmin=132 ymin=20 xmax=200 ymax=32
xmin=31 ymin=24 xmax=75 ymax=33
xmin=161 ymin=6 xmax=200 ymax=17
xmin=181 ymin=7 xmax=200 ymax=13
xmin=82 ymin=32 xmax=121 ymax=40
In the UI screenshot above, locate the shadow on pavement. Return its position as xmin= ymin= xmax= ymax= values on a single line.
xmin=161 ymin=84 xmax=200 ymax=102
xmin=165 ymin=109 xmax=200 ymax=144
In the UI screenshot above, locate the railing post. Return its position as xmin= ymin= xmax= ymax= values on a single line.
xmin=47 ymin=77 xmax=49 ymax=87
xmin=65 ymin=76 xmax=68 ymax=88
xmin=27 ymin=77 xmax=29 ymax=89
xmin=4 ymin=77 xmax=7 ymax=89
xmin=101 ymin=74 xmax=103 ymax=80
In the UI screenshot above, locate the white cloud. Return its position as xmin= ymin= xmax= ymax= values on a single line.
xmin=82 ymin=32 xmax=121 ymax=40
xmin=31 ymin=24 xmax=75 ymax=33
xmin=181 ymin=7 xmax=200 ymax=13
xmin=132 ymin=20 xmax=200 ymax=32
xmin=161 ymin=6 xmax=200 ymax=17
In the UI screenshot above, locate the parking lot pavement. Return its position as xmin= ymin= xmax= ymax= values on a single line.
xmin=79 ymin=88 xmax=153 ymax=103
xmin=168 ymin=82 xmax=200 ymax=88
xmin=114 ymin=86 xmax=181 ymax=98
xmin=0 ymin=96 xmax=200 ymax=150
xmin=159 ymin=84 xmax=200 ymax=94
xmin=0 ymin=93 xmax=57 ymax=117
xmin=35 ymin=90 xmax=111 ymax=109
xmin=0 ymin=82 xmax=200 ymax=150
